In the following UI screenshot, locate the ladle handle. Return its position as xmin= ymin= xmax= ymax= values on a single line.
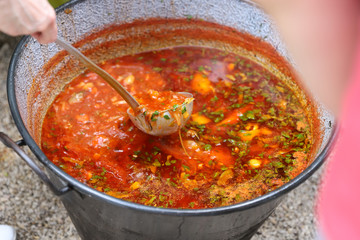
xmin=55 ymin=38 xmax=140 ymax=110
xmin=0 ymin=132 xmax=70 ymax=196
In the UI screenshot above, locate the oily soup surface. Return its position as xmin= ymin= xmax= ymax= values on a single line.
xmin=41 ymin=47 xmax=313 ymax=209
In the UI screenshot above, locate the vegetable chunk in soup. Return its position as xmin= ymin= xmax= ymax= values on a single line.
xmin=41 ymin=46 xmax=314 ymax=209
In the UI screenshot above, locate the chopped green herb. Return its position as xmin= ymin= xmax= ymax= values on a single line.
xmin=203 ymin=144 xmax=212 ymax=151
xmin=153 ymin=160 xmax=161 ymax=167
xmin=282 ymin=132 xmax=290 ymax=139
xmin=221 ymin=166 xmax=228 ymax=171
xmin=178 ymin=65 xmax=188 ymax=72
xmin=186 ymin=15 xmax=193 ymax=20
xmin=246 ymin=111 xmax=255 ymax=120
xmin=182 ymin=165 xmax=190 ymax=171
xmin=172 ymin=104 xmax=179 ymax=111
xmin=210 ymin=96 xmax=219 ymax=102
xmin=148 ymin=196 xmax=156 ymax=204
xmin=182 ymin=106 xmax=187 ymax=114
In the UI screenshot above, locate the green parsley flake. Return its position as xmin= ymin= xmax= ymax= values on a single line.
xmin=204 ymin=144 xmax=212 ymax=151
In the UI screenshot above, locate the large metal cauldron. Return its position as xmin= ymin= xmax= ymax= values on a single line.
xmin=0 ymin=0 xmax=336 ymax=239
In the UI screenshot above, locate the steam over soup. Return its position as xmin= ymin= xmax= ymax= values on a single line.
xmin=41 ymin=46 xmax=314 ymax=209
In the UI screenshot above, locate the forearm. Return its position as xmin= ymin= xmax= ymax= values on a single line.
xmin=254 ymin=0 xmax=360 ymax=115
xmin=0 ymin=0 xmax=57 ymax=43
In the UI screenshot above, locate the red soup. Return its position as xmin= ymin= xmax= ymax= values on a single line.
xmin=41 ymin=46 xmax=314 ymax=209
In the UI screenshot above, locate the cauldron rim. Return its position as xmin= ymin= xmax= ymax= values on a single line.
xmin=6 ymin=0 xmax=337 ymax=217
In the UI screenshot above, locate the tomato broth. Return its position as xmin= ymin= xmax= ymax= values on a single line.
xmin=41 ymin=46 xmax=314 ymax=209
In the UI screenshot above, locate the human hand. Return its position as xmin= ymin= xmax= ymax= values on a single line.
xmin=0 ymin=0 xmax=57 ymax=44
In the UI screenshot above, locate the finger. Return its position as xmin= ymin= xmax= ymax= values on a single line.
xmin=31 ymin=19 xmax=58 ymax=44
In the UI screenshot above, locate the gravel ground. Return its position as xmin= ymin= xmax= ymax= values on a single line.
xmin=0 ymin=35 xmax=323 ymax=240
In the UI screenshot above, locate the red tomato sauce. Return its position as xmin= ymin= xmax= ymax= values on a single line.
xmin=135 ymin=90 xmax=190 ymax=112
xmin=41 ymin=46 xmax=313 ymax=209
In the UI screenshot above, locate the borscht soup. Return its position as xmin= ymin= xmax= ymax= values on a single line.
xmin=41 ymin=46 xmax=315 ymax=209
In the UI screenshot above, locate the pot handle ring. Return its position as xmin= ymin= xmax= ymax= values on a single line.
xmin=0 ymin=132 xmax=71 ymax=196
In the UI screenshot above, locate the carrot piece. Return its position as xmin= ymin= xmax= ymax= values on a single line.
xmin=130 ymin=181 xmax=141 ymax=190
xmin=149 ymin=166 xmax=157 ymax=174
xmin=191 ymin=113 xmax=211 ymax=125
xmin=217 ymin=105 xmax=253 ymax=125
xmin=227 ymin=63 xmax=235 ymax=71
xmin=238 ymin=93 xmax=243 ymax=104
xmin=191 ymin=73 xmax=214 ymax=94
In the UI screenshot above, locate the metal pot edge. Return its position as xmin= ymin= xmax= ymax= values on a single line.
xmin=5 ymin=0 xmax=338 ymax=217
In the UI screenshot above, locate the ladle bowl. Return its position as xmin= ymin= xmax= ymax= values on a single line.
xmin=127 ymin=92 xmax=194 ymax=136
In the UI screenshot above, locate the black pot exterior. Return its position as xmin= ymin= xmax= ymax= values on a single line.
xmin=59 ymin=187 xmax=283 ymax=240
xmin=5 ymin=0 xmax=336 ymax=239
